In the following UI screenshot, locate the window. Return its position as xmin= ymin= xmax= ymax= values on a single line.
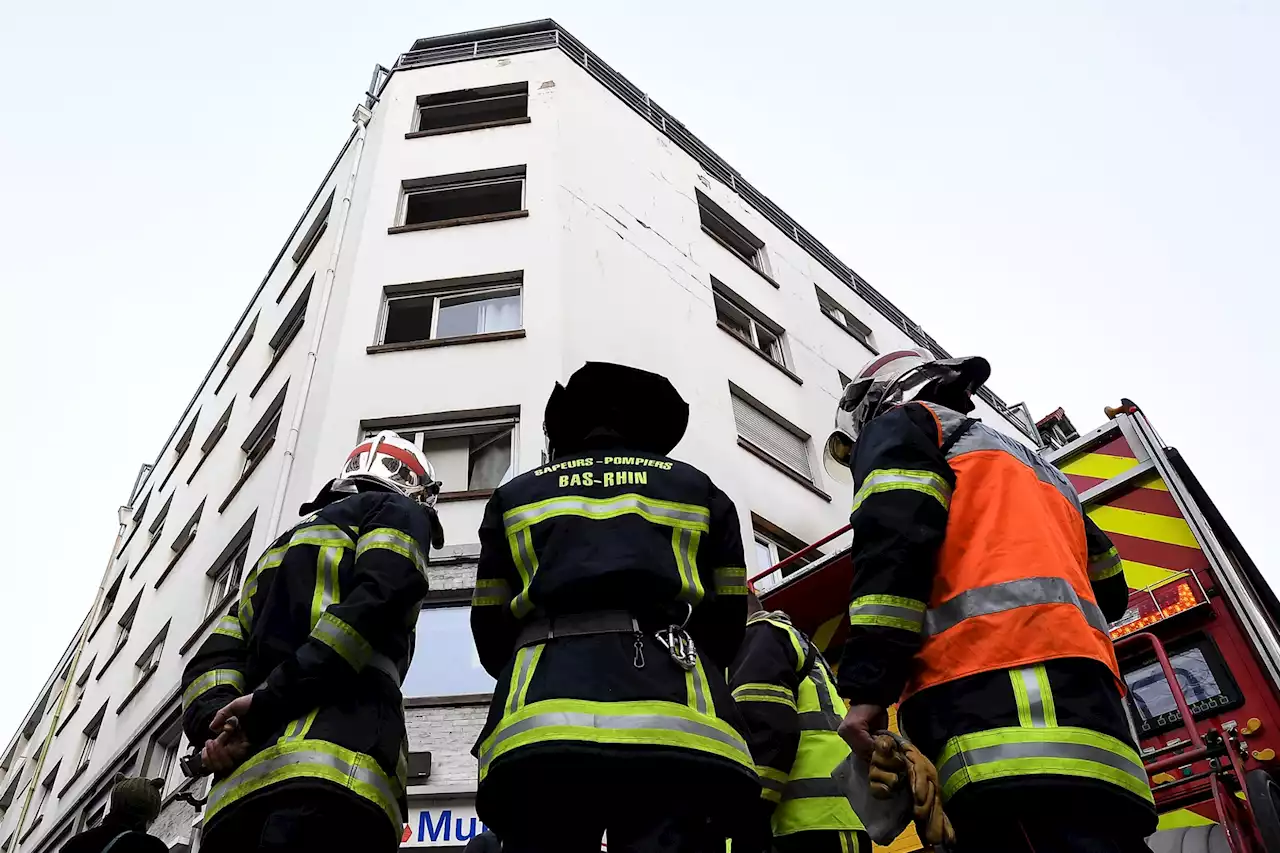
xmin=252 ymin=283 xmax=310 ymax=396
xmin=414 ymin=83 xmax=529 ymax=135
xmin=32 ymin=763 xmax=58 ymax=823
xmin=115 ymin=593 xmax=141 ymax=653
xmin=837 ymin=370 xmax=853 ymax=390
xmin=147 ymin=719 xmax=187 ymax=800
xmin=404 ymin=606 xmax=495 ymax=698
xmin=396 ymin=166 xmax=526 ymax=230
xmin=189 ymin=401 xmax=234 ymax=483
xmin=168 ymin=501 xmax=203 ymax=564
xmin=730 ymin=389 xmax=815 ymax=483
xmin=95 ymin=574 xmax=122 ymax=629
xmin=216 ymin=315 xmax=258 ymax=393
xmin=78 ymin=709 xmax=104 ymax=771
xmin=63 ymin=659 xmax=92 ymax=724
xmin=815 ymin=287 xmax=875 ymax=350
xmin=207 ymin=538 xmax=249 ymax=615
xmin=147 ymin=495 xmax=172 ymax=546
xmin=134 ymin=626 xmax=167 ymax=685
xmin=697 ymin=189 xmax=767 ymax=273
xmin=380 ymin=273 xmax=523 ymax=346
xmin=159 ymin=413 xmax=200 ymax=492
xmin=751 ymin=521 xmax=819 ymax=593
xmin=220 ymin=386 xmax=287 ymax=514
xmin=292 ymin=192 xmax=333 ymax=267
xmin=361 ymin=410 xmax=517 ymax=495
xmin=711 ymin=279 xmax=787 ymax=369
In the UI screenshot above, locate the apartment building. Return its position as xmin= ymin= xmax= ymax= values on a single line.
xmin=0 ymin=21 xmax=1042 ymax=852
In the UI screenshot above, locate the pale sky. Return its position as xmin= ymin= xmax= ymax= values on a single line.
xmin=0 ymin=1 xmax=1275 ymax=738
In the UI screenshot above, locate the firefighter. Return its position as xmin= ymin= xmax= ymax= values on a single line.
xmin=729 ymin=592 xmax=868 ymax=853
xmin=823 ymin=348 xmax=1156 ymax=853
xmin=181 ymin=432 xmax=444 ymax=853
xmin=471 ymin=361 xmax=757 ymax=853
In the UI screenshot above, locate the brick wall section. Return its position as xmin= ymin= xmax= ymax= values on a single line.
xmin=149 ymin=795 xmax=199 ymax=846
xmin=427 ymin=560 xmax=478 ymax=593
xmin=406 ymin=704 xmax=489 ymax=793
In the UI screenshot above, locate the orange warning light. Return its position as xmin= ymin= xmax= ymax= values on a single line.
xmin=1109 ymin=582 xmax=1204 ymax=640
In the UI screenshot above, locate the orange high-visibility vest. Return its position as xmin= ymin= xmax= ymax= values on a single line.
xmin=901 ymin=402 xmax=1121 ymax=702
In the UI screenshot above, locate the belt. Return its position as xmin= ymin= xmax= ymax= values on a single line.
xmin=515 ymin=610 xmax=640 ymax=648
xmin=256 ymin=652 xmax=403 ymax=689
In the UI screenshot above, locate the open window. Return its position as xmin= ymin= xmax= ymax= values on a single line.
xmin=378 ymin=272 xmax=523 ymax=348
xmin=697 ymin=189 xmax=769 ymax=275
xmin=361 ymin=409 xmax=517 ymax=498
xmin=816 ymin=286 xmax=875 ymax=351
xmin=188 ymin=401 xmax=234 ymax=483
xmin=750 ymin=515 xmax=821 ymax=593
xmin=393 ymin=167 xmax=527 ymax=232
xmin=412 ymin=83 xmax=529 ymax=135
xmin=711 ymin=278 xmax=790 ymax=373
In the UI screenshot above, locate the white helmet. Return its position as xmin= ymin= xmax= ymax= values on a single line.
xmin=823 ymin=348 xmax=990 ymax=482
xmin=339 ymin=431 xmax=441 ymax=506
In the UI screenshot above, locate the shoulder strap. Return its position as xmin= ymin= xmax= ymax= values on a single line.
xmin=939 ymin=417 xmax=977 ymax=456
xmin=101 ymin=830 xmax=137 ymax=853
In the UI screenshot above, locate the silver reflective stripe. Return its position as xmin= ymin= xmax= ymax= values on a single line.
xmin=312 ymin=546 xmax=340 ymax=629
xmin=508 ymin=645 xmax=539 ymax=715
xmin=673 ymin=528 xmax=702 ymax=604
xmin=848 ymin=601 xmax=925 ymax=633
xmin=356 ymin=530 xmax=428 ymax=575
xmin=852 ymin=469 xmax=952 ymax=513
xmin=920 ymin=402 xmax=970 ymax=443
xmin=924 ymin=576 xmax=1110 ymax=637
xmin=207 ymin=747 xmax=399 ymax=821
xmin=688 ymin=663 xmax=710 ymax=716
xmin=510 ymin=531 xmax=537 ymax=618
xmin=945 ymin=423 xmax=1082 ymax=511
xmin=808 ymin=663 xmax=839 ymax=722
xmin=479 ymin=709 xmax=748 ymax=766
xmin=503 ymin=494 xmax=710 ymax=533
xmin=1016 ymin=667 xmax=1049 ymax=728
xmin=291 ymin=526 xmax=355 ymax=548
xmin=782 ymin=777 xmax=843 ymax=801
xmin=183 ymin=669 xmax=245 ymax=709
xmin=1089 ymin=549 xmax=1124 ymax=581
xmin=937 ymin=739 xmax=1148 ymax=793
xmin=311 ymin=614 xmax=373 ymax=671
xmin=734 ymin=687 xmax=797 ymax=706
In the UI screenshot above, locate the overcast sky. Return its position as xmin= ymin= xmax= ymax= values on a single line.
xmin=0 ymin=2 xmax=1275 ymax=738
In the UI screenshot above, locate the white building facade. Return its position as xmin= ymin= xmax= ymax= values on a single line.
xmin=0 ymin=21 xmax=1042 ymax=853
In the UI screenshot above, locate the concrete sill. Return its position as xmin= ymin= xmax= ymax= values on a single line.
xmin=406 ymin=116 xmax=531 ymax=138
xmin=366 ymin=329 xmax=526 ymax=355
xmin=405 ymin=693 xmax=493 ymax=709
xmin=388 ymin=210 xmax=529 ymax=235
xmin=186 ymin=442 xmax=219 ymax=486
xmin=130 ymin=533 xmax=163 ymax=580
xmin=154 ymin=535 xmax=196 ymax=590
xmin=701 ymin=226 xmax=781 ymax=289
xmin=96 ymin=638 xmax=127 ymax=681
xmin=19 ymin=813 xmax=43 ymax=843
xmin=822 ymin=312 xmax=878 ymax=354
xmin=116 ymin=665 xmax=157 ymax=715
xmin=55 ymin=700 xmax=81 ymax=736
xmin=57 ymin=761 xmax=89 ymax=798
xmin=716 ymin=323 xmax=803 ymax=386
xmin=736 ymin=438 xmax=831 ymax=502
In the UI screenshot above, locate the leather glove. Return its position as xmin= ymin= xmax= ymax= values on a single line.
xmin=867 ymin=733 xmax=956 ymax=850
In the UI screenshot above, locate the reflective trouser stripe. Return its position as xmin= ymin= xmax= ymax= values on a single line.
xmin=311 ymin=611 xmax=373 ymax=672
xmin=356 ymin=528 xmax=428 ymax=576
xmin=837 ymin=830 xmax=861 ymax=853
xmin=212 ymin=615 xmax=243 ymax=641
xmin=852 ymin=468 xmax=952 ymax=514
xmin=732 ymin=683 xmax=798 ymax=711
xmin=848 ymin=594 xmax=925 ymax=633
xmin=924 ymin=576 xmax=1110 ymax=637
xmin=206 ymin=738 xmax=400 ymax=833
xmin=1089 ymin=548 xmax=1124 ymax=582
xmin=477 ymin=699 xmax=753 ymax=782
xmin=472 ymin=578 xmax=513 ymax=608
xmin=936 ymin=726 xmax=1154 ymax=804
xmin=714 ymin=567 xmax=747 ymax=597
xmin=1010 ymin=665 xmax=1057 ymax=728
xmin=507 ymin=643 xmax=545 ymax=715
xmin=310 ymin=545 xmax=342 ymax=630
xmin=183 ymin=669 xmax=245 ymax=710
xmin=686 ymin=658 xmax=715 ymax=717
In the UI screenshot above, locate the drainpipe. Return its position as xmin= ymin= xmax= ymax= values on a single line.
xmin=14 ymin=505 xmax=133 ymax=851
xmin=265 ymin=102 xmax=373 ymax=538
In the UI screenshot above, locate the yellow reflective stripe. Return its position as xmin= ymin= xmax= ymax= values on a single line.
xmin=239 ymin=544 xmax=287 ymax=634
xmin=1036 ymin=666 xmax=1057 ymax=727
xmin=507 ymin=643 xmax=545 ymax=715
xmin=714 ymin=567 xmax=747 ymax=596
xmin=848 ymin=594 xmax=926 ymax=633
xmin=1088 ymin=547 xmax=1124 ymax=582
xmin=732 ymin=684 xmax=798 ymax=711
xmin=309 ymin=546 xmax=342 ymax=629
xmin=278 ymin=708 xmax=320 ymax=744
xmin=686 ymin=657 xmax=715 ymax=717
xmin=182 ymin=669 xmax=245 ymax=710
xmin=671 ymin=527 xmax=705 ymax=605
xmin=936 ymin=726 xmax=1153 ymax=804
xmin=206 ymin=737 xmax=400 ymax=833
xmin=852 ymin=468 xmax=952 ymax=514
xmin=289 ymin=525 xmax=356 ymax=549
xmin=757 ymin=764 xmax=790 ymax=785
xmin=761 ymin=787 xmax=782 ymax=804
xmin=1009 ymin=665 xmax=1057 ymax=728
xmin=761 ymin=619 xmax=808 ymax=670
xmin=509 ymin=529 xmax=539 ymax=618
xmin=503 ymin=493 xmax=710 ymax=536
xmin=311 ymin=611 xmax=373 ymax=671
xmin=212 ymin=615 xmax=243 ymax=641
xmin=473 ymin=578 xmax=513 ymax=608
xmin=1010 ymin=668 xmax=1033 ymax=728
xmin=478 ymin=698 xmax=753 ymax=782
xmin=355 ymin=528 xmax=427 ymax=575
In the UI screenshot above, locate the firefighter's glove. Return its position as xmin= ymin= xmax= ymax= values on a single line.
xmin=868 ymin=733 xmax=955 ymax=849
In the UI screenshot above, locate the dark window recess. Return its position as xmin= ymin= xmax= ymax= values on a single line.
xmin=711 ymin=279 xmax=786 ymax=368
xmin=202 ymin=404 xmax=234 ymax=456
xmin=224 ymin=315 xmax=258 ymax=374
xmin=171 ymin=501 xmax=204 ymax=555
xmin=272 ymin=281 xmax=311 ymax=355
xmin=401 ymin=167 xmax=526 ymax=227
xmin=816 ymin=287 xmax=875 ymax=349
xmin=697 ymin=189 xmax=765 ymax=269
xmin=97 ymin=573 xmax=123 ymax=627
xmin=148 ymin=494 xmax=172 ymax=538
xmin=382 ymin=280 xmax=522 ymax=346
xmin=838 ymin=370 xmax=853 ymax=389
xmin=292 ymin=191 xmax=334 ymax=265
xmin=174 ymin=413 xmax=199 ymax=457
xmin=416 ymin=83 xmax=528 ymax=133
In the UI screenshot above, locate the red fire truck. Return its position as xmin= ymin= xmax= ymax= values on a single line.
xmin=757 ymin=401 xmax=1280 ymax=853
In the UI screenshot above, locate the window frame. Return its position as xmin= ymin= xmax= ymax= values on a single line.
xmin=215 ymin=314 xmax=259 ymax=394
xmin=749 ymin=514 xmax=822 ymax=592
xmin=188 ymin=401 xmax=235 ymax=484
xmin=728 ymin=384 xmax=829 ymax=500
xmin=815 ymin=286 xmax=876 ymax=351
xmin=206 ymin=535 xmax=249 ymax=617
xmin=78 ymin=707 xmax=106 ymax=772
xmin=710 ymin=278 xmax=797 ymax=381
xmin=377 ymin=272 xmax=525 ymax=348
xmin=404 ymin=598 xmax=496 ymax=702
xmin=360 ymin=406 xmax=519 ymax=499
xmin=219 ymin=385 xmax=288 ymax=513
xmin=410 ymin=82 xmax=530 ymax=137
xmin=390 ymin=166 xmax=529 ymax=233
xmin=252 ymin=283 xmax=312 ymax=398
xmin=696 ymin=189 xmax=771 ymax=278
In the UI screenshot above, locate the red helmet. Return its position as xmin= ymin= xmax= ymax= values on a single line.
xmin=340 ymin=431 xmax=441 ymax=506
